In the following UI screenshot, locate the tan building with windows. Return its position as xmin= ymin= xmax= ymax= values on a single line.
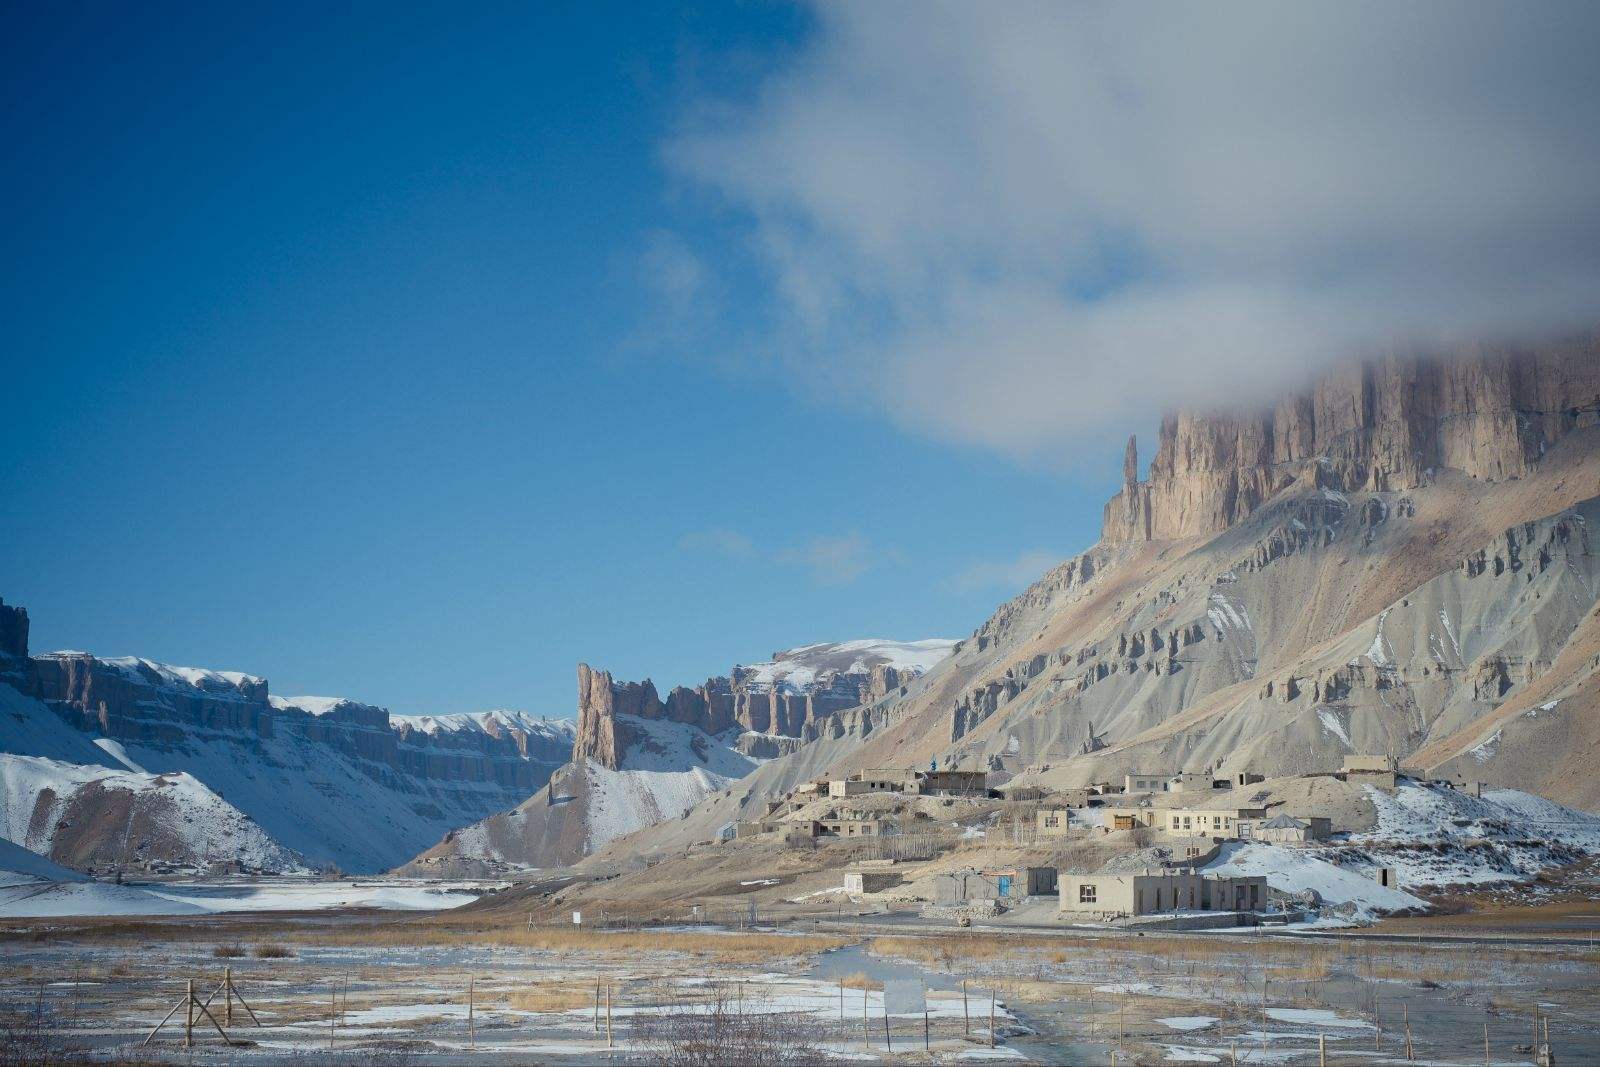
xmin=1059 ymin=872 xmax=1267 ymax=918
xmin=1036 ymin=807 xmax=1074 ymax=837
xmin=1163 ymin=807 xmax=1265 ymax=837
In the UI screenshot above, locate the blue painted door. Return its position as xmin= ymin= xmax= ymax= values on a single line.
xmin=997 ymin=875 xmax=1012 ymax=896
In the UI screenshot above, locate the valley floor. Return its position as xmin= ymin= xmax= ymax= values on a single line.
xmin=2 ymin=902 xmax=1597 ymax=1065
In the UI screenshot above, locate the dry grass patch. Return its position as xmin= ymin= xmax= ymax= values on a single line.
xmin=212 ymin=944 xmax=246 ymax=958
xmin=507 ymin=983 xmax=601 ymax=1013
xmin=252 ymin=943 xmax=294 ymax=959
xmin=837 ymin=973 xmax=880 ymax=991
xmin=299 ymin=925 xmax=849 ymax=963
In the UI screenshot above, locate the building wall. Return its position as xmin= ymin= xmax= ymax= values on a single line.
xmin=1059 ymin=873 xmax=1265 ymax=916
xmin=1036 ymin=808 xmax=1073 ymax=836
xmin=1165 ymin=809 xmax=1242 ymax=837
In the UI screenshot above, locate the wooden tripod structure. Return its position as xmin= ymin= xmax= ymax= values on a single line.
xmin=143 ymin=967 xmax=263 ymax=1048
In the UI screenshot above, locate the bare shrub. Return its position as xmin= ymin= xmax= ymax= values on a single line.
xmin=629 ymin=981 xmax=823 ymax=1066
xmin=253 ymin=943 xmax=294 ymax=959
xmin=212 ymin=944 xmax=246 ymax=958
xmin=0 ymin=1006 xmax=81 ymax=1067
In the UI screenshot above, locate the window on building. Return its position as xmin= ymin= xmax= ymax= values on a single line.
xmin=1079 ymin=884 xmax=1097 ymax=904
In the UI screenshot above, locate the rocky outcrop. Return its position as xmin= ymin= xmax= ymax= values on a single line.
xmin=574 ymin=663 xmax=629 ymax=769
xmin=1104 ymin=338 xmax=1600 ymax=542
xmin=0 ymin=597 xmax=28 ymax=663
xmin=0 ymin=609 xmax=575 ymax=871
xmin=572 ymin=640 xmax=953 ymax=768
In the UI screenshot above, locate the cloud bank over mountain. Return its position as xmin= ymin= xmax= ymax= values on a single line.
xmin=663 ymin=1 xmax=1600 ymax=457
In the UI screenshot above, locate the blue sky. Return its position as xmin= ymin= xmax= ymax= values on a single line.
xmin=9 ymin=3 xmax=1595 ymax=716
xmin=0 ymin=3 xmax=1121 ymax=715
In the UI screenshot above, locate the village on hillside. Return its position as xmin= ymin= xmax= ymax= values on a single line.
xmin=640 ymin=753 xmax=1586 ymax=930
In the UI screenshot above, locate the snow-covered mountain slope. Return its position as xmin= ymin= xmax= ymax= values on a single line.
xmin=389 ymin=708 xmax=574 ymax=743
xmin=737 ymin=639 xmax=958 ymax=692
xmin=401 ymin=715 xmax=768 ymax=875
xmin=0 ymin=753 xmax=305 ymax=874
xmin=0 ymin=631 xmax=575 ymax=873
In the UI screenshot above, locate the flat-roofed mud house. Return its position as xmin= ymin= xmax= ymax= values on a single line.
xmin=1163 ymin=806 xmax=1266 ymax=837
xmin=1059 ymin=872 xmax=1267 ymax=919
xmin=1036 ymin=807 xmax=1074 ymax=837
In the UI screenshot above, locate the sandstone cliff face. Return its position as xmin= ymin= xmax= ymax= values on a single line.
xmin=574 ymin=663 xmax=628 ymax=768
xmin=1104 ymin=338 xmax=1600 ymax=543
xmin=572 ymin=641 xmax=951 ymax=769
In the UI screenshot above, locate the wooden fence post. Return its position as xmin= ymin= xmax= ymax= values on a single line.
xmin=185 ymin=979 xmax=194 ymax=1048
xmin=605 ymin=980 xmax=613 ymax=1049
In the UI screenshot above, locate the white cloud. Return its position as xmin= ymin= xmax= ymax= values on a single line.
xmin=662 ymin=1 xmax=1600 ymax=457
xmin=776 ymin=531 xmax=873 ymax=587
xmin=951 ymin=550 xmax=1062 ymax=595
xmin=680 ymin=527 xmax=882 ymax=586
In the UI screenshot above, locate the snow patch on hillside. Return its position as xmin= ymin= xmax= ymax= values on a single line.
xmin=738 ymin=638 xmax=956 ymax=692
xmin=582 ymin=717 xmax=766 ymax=853
xmin=1338 ymin=782 xmax=1600 ymax=887
xmin=391 ymin=710 xmax=575 ymax=741
xmin=1204 ymin=842 xmax=1426 ymax=920
xmin=42 ymin=653 xmax=261 ymax=694
xmin=0 ymin=754 xmax=306 ymax=873
xmin=269 ymin=694 xmax=351 ymax=716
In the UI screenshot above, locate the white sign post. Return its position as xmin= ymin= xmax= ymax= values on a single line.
xmin=571 ymin=910 xmax=582 ymax=926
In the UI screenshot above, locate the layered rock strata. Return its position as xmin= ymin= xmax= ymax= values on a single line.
xmin=1104 ymin=338 xmax=1600 ymax=542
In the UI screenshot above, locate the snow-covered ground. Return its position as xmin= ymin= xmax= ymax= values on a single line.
xmin=1204 ymin=842 xmax=1427 ymax=920
xmin=0 ymin=868 xmax=484 ymax=918
xmin=1338 ymin=781 xmax=1600 ymax=888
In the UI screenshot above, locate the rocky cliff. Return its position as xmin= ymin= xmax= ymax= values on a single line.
xmin=1104 ymin=337 xmax=1600 ymax=543
xmin=0 ymin=604 xmax=573 ymax=872
xmin=640 ymin=339 xmax=1600 ymax=854
xmin=573 ymin=640 xmax=954 ymax=769
xmin=400 ymin=639 xmax=955 ymax=873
